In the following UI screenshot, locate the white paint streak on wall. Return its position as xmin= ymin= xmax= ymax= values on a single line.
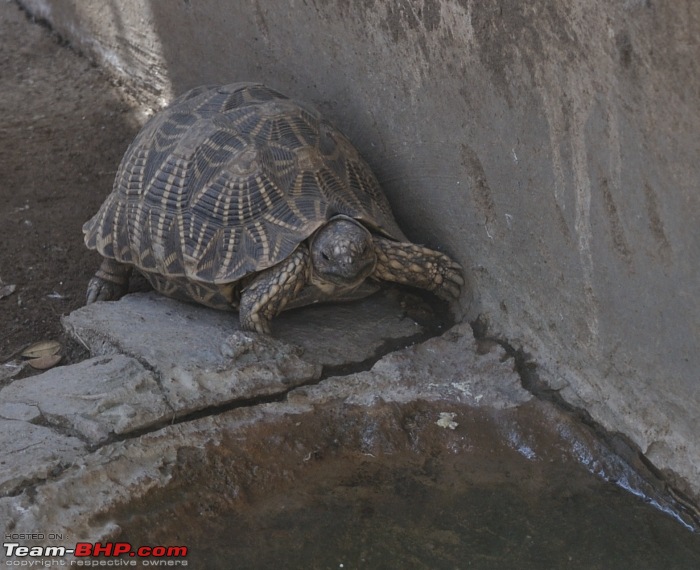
xmin=607 ymin=100 xmax=622 ymax=199
xmin=537 ymin=65 xmax=599 ymax=353
xmin=570 ymin=79 xmax=599 ymax=350
xmin=537 ymin=79 xmax=568 ymax=216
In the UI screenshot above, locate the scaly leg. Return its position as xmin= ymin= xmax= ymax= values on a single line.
xmin=239 ymin=246 xmax=311 ymax=334
xmin=372 ymin=236 xmax=463 ymax=301
xmin=86 ymin=258 xmax=132 ymax=303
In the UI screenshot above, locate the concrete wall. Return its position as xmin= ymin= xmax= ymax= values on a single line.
xmin=20 ymin=0 xmax=700 ymax=500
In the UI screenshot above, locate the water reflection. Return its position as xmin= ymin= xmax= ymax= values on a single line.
xmin=109 ymin=400 xmax=700 ymax=568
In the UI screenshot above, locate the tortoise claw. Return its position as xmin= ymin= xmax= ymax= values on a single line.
xmin=373 ymin=238 xmax=464 ymax=302
xmin=86 ymin=276 xmax=128 ymax=303
xmin=434 ymin=260 xmax=464 ymax=301
xmin=85 ymin=259 xmax=131 ymax=304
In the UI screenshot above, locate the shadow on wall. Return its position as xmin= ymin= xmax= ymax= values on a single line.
xmin=125 ymin=0 xmax=487 ymax=247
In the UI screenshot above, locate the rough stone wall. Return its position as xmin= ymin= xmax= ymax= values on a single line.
xmin=18 ymin=0 xmax=700 ymax=499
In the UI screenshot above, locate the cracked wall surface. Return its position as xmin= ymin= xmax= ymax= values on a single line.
xmin=15 ymin=0 xmax=700 ymax=501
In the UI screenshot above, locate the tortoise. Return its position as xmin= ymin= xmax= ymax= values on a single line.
xmin=84 ymin=83 xmax=463 ymax=334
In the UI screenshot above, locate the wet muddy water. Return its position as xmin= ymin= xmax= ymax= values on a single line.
xmin=106 ymin=400 xmax=700 ymax=569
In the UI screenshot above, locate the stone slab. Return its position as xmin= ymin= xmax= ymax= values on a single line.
xmin=288 ymin=322 xmax=531 ymax=410
xmin=63 ymin=290 xmax=425 ymax=370
xmin=0 ymin=323 xmax=527 ymax=539
xmin=0 ymin=419 xmax=85 ymax=496
xmin=0 ymin=354 xmax=169 ymax=445
xmin=62 ymin=293 xmax=327 ymax=412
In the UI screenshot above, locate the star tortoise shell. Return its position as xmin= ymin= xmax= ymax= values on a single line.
xmin=84 ymin=83 xmax=463 ymax=332
xmin=84 ymin=83 xmax=406 ymax=287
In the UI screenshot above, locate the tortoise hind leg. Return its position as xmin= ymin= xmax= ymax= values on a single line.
xmin=372 ymin=236 xmax=464 ymax=301
xmin=239 ymin=247 xmax=311 ymax=334
xmin=86 ymin=258 xmax=132 ymax=303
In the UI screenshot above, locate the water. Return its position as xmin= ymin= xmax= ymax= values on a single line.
xmin=108 ymin=401 xmax=700 ymax=569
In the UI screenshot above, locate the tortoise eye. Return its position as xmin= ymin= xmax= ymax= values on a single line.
xmin=321 ymin=251 xmax=331 ymax=261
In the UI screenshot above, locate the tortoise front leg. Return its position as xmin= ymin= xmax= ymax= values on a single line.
xmin=86 ymin=258 xmax=132 ymax=303
xmin=372 ymin=236 xmax=464 ymax=301
xmin=239 ymin=246 xmax=311 ymax=334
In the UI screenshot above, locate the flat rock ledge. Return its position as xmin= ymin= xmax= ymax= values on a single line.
xmin=0 ymin=291 xmax=530 ymax=537
xmin=1 ymin=292 xmax=691 ymax=547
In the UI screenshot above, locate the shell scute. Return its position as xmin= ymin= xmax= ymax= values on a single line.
xmin=84 ymin=83 xmax=405 ymax=288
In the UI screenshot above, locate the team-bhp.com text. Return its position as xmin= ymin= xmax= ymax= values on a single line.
xmin=3 ymin=542 xmax=188 ymax=566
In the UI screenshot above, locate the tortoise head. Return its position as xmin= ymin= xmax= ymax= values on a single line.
xmin=309 ymin=216 xmax=376 ymax=287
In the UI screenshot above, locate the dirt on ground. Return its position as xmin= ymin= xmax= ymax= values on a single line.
xmin=0 ymin=1 xmax=142 ymax=371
